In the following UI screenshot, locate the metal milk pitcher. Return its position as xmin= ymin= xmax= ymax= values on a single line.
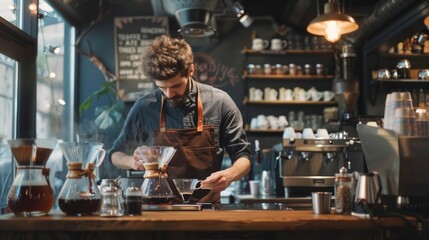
xmin=354 ymin=172 xmax=382 ymax=205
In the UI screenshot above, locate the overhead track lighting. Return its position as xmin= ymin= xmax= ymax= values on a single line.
xmin=307 ymin=0 xmax=358 ymax=42
xmin=232 ymin=2 xmax=253 ymax=28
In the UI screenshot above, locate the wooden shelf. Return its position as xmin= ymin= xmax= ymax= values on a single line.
xmin=243 ymin=73 xmax=334 ymax=80
xmin=245 ymin=128 xmax=285 ymax=134
xmin=244 ymin=100 xmax=337 ymax=105
xmin=242 ymin=49 xmax=334 ymax=55
xmin=371 ymin=78 xmax=429 ymax=83
xmin=380 ymin=53 xmax=429 ymax=58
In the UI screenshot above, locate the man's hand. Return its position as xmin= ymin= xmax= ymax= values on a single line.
xmin=200 ymin=170 xmax=233 ymax=192
xmin=132 ymin=148 xmax=145 ymax=171
xmin=200 ymin=157 xmax=251 ymax=192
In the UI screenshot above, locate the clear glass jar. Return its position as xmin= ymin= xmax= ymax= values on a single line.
xmin=334 ymin=167 xmax=353 ymax=215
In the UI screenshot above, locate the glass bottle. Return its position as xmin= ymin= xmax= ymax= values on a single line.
xmin=124 ymin=182 xmax=143 ymax=215
xmin=57 ymin=142 xmax=106 ymax=216
xmin=100 ymin=181 xmax=124 ymax=217
xmin=335 ymin=167 xmax=353 ymax=214
xmin=7 ymin=139 xmax=57 ymax=217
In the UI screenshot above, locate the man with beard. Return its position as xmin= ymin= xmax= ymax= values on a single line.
xmin=110 ymin=35 xmax=251 ymax=203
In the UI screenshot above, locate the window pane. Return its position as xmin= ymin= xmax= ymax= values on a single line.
xmin=0 ymin=0 xmax=18 ymax=27
xmin=0 ymin=53 xmax=16 ymax=211
xmin=36 ymin=0 xmax=67 ymax=211
xmin=36 ymin=1 xmax=65 ymax=139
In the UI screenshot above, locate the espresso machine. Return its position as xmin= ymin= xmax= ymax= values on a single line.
xmin=279 ymin=137 xmax=365 ymax=198
xmin=278 ymin=43 xmax=365 ymax=198
xmin=357 ymin=124 xmax=429 ymax=216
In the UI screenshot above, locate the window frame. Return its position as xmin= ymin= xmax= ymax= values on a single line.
xmin=0 ymin=11 xmax=37 ymax=138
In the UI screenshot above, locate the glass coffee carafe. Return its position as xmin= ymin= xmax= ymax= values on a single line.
xmin=137 ymin=146 xmax=176 ymax=204
xmin=7 ymin=138 xmax=58 ymax=216
xmin=57 ymin=142 xmax=106 ymax=215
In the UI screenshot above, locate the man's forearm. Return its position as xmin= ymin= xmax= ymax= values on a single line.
xmin=111 ymin=151 xmax=134 ymax=169
xmin=227 ymin=157 xmax=251 ymax=182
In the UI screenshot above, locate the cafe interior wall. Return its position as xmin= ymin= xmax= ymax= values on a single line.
xmin=72 ymin=0 xmax=429 ymax=178
xmin=74 ymin=0 xmax=279 ymax=178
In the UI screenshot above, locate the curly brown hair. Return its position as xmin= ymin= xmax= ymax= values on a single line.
xmin=141 ymin=35 xmax=194 ymax=80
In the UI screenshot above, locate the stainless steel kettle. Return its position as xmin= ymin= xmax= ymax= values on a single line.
xmin=354 ymin=172 xmax=382 ymax=205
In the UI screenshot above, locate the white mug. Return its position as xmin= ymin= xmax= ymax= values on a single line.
xmin=316 ymin=128 xmax=329 ymax=138
xmin=252 ymin=38 xmax=269 ymax=51
xmin=308 ymin=87 xmax=323 ymax=101
xmin=283 ymin=127 xmax=296 ymax=139
xmin=302 ymin=128 xmax=315 ymax=139
xmin=323 ymin=91 xmax=335 ymax=102
xmin=278 ymin=115 xmax=288 ymax=128
xmin=270 ymin=38 xmax=287 ymax=51
xmin=249 ymin=87 xmax=256 ymax=101
xmin=269 ymin=89 xmax=278 ymax=101
xmin=296 ymin=89 xmax=310 ymax=101
xmin=256 ymin=114 xmax=268 ymax=129
xmin=254 ymin=89 xmax=263 ymax=100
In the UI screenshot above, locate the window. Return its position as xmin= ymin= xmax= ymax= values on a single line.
xmin=0 ymin=0 xmax=73 ymax=213
xmin=0 ymin=0 xmax=19 ymax=27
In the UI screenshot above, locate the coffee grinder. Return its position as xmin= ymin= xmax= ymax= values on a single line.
xmin=332 ymin=43 xmax=360 ymax=136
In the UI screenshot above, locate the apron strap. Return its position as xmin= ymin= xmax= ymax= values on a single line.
xmin=160 ymin=81 xmax=204 ymax=133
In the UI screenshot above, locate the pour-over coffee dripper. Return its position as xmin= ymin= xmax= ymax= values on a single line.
xmin=172 ymin=179 xmax=202 ymax=204
xmin=7 ymin=138 xmax=58 ymax=216
xmin=57 ymin=142 xmax=106 ymax=215
xmin=137 ymin=146 xmax=176 ymax=204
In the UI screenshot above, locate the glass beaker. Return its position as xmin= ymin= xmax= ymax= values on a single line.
xmin=7 ymin=138 xmax=58 ymax=216
xmin=57 ymin=142 xmax=106 ymax=215
xmin=137 ymin=146 xmax=176 ymax=204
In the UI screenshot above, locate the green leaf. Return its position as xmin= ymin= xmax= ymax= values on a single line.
xmin=79 ymin=97 xmax=93 ymax=116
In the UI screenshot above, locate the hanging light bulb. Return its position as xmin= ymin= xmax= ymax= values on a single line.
xmin=307 ymin=0 xmax=358 ymax=42
xmin=29 ymin=1 xmax=38 ymax=15
xmin=324 ymin=21 xmax=341 ymax=42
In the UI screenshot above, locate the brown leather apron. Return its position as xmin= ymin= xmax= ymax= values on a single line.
xmin=151 ymin=83 xmax=220 ymax=203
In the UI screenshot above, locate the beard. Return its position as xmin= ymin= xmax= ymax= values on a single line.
xmin=166 ymin=95 xmax=187 ymax=108
xmin=165 ymin=78 xmax=190 ymax=108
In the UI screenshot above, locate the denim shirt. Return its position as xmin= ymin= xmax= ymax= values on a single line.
xmin=110 ymin=78 xmax=251 ymax=165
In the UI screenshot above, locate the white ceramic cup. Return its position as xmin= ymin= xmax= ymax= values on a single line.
xmin=252 ymin=38 xmax=269 ymax=51
xmin=284 ymin=89 xmax=293 ymax=101
xmin=256 ymin=115 xmax=268 ymax=129
xmin=283 ymin=127 xmax=296 ymax=139
xmin=296 ymin=89 xmax=310 ymax=101
xmin=302 ymin=128 xmax=315 ymax=139
xmin=308 ymin=87 xmax=323 ymax=101
xmin=250 ymin=117 xmax=258 ymax=129
xmin=270 ymin=38 xmax=287 ymax=51
xmin=316 ymin=128 xmax=329 ymax=138
xmin=323 ymin=91 xmax=335 ymax=102
xmin=254 ymin=89 xmax=263 ymax=100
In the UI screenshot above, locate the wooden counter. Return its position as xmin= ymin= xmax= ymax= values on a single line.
xmin=0 ymin=209 xmax=418 ymax=240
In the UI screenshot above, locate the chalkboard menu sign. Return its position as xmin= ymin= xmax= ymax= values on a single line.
xmin=114 ymin=16 xmax=169 ymax=101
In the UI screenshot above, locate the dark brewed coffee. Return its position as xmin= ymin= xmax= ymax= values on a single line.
xmin=124 ymin=196 xmax=142 ymax=215
xmin=58 ymin=198 xmax=101 ymax=215
xmin=8 ymin=185 xmax=54 ymax=214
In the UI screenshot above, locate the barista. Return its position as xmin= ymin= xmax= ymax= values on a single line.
xmin=110 ymin=35 xmax=251 ymax=203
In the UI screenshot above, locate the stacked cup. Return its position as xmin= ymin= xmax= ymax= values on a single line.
xmin=384 ymin=92 xmax=414 ymax=135
xmin=415 ymin=110 xmax=429 ymax=136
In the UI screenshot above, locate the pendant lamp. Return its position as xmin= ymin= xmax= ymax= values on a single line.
xmin=307 ymin=0 xmax=358 ymax=42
